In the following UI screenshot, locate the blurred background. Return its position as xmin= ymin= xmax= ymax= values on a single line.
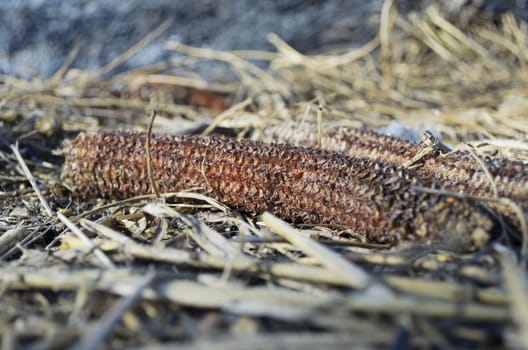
xmin=1 ymin=0 xmax=526 ymax=78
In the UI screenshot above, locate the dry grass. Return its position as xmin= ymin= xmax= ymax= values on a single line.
xmin=1 ymin=2 xmax=528 ymax=349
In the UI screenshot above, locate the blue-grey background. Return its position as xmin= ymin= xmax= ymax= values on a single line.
xmin=0 ymin=0 xmax=525 ymax=77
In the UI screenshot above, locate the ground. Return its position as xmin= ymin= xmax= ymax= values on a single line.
xmin=1 ymin=2 xmax=528 ymax=349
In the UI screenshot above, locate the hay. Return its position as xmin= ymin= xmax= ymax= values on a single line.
xmin=1 ymin=2 xmax=528 ymax=348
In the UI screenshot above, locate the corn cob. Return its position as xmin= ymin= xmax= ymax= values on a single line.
xmin=63 ymin=131 xmax=492 ymax=246
xmin=256 ymin=123 xmax=528 ymax=232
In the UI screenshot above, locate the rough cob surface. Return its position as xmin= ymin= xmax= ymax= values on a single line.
xmin=256 ymin=123 xmax=528 ymax=232
xmin=63 ymin=131 xmax=492 ymax=246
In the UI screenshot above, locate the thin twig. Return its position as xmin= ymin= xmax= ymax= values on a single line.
xmin=75 ymin=269 xmax=156 ymax=350
xmin=97 ymin=20 xmax=173 ymax=76
xmin=199 ymin=97 xmax=253 ymax=137
xmin=47 ymin=40 xmax=82 ymax=87
xmin=57 ymin=212 xmax=115 ymax=269
xmin=10 ymin=142 xmax=53 ymax=217
xmin=146 ymin=110 xmax=160 ymax=198
xmin=261 ymin=212 xmax=373 ymax=290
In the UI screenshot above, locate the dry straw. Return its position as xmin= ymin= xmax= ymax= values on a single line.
xmin=1 ymin=1 xmax=528 ymax=348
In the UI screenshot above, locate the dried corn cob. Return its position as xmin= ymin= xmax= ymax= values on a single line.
xmin=63 ymin=131 xmax=492 ymax=246
xmin=256 ymin=123 xmax=528 ymax=232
